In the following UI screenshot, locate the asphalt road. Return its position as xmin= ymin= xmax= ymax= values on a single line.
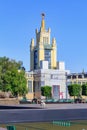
xmin=0 ymin=103 xmax=87 ymax=124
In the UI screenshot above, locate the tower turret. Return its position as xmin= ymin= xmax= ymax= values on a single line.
xmin=52 ymin=38 xmax=56 ymax=47
xmin=51 ymin=37 xmax=57 ymax=69
xmin=30 ymin=38 xmax=35 ymax=70
xmin=30 ymin=14 xmax=57 ymax=70
xmin=41 ymin=13 xmax=45 ymax=31
xmin=30 ymin=38 xmax=34 ymax=48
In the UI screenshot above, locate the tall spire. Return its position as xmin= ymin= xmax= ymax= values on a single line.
xmin=41 ymin=13 xmax=45 ymax=31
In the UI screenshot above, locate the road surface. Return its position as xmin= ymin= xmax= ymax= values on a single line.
xmin=0 ymin=103 xmax=87 ymax=124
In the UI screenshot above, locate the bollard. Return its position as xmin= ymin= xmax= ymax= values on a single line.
xmin=68 ymin=121 xmax=71 ymax=126
xmin=7 ymin=125 xmax=16 ymax=130
xmin=53 ymin=121 xmax=71 ymax=127
xmin=64 ymin=122 xmax=66 ymax=126
xmin=60 ymin=121 xmax=63 ymax=126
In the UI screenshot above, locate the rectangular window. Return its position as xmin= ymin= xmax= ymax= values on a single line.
xmin=51 ymin=74 xmax=58 ymax=79
xmin=84 ymin=74 xmax=87 ymax=78
xmin=41 ymin=81 xmax=45 ymax=86
xmin=28 ymin=81 xmax=32 ymax=93
xmin=43 ymin=37 xmax=48 ymax=44
xmin=78 ymin=75 xmax=82 ymax=78
xmin=72 ymin=75 xmax=76 ymax=79
xmin=78 ymin=82 xmax=81 ymax=84
xmin=34 ymin=50 xmax=38 ymax=69
xmin=45 ymin=49 xmax=51 ymax=68
xmin=67 ymin=75 xmax=71 ymax=79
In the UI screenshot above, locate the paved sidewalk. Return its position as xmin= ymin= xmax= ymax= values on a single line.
xmin=0 ymin=128 xmax=7 ymax=130
xmin=1 ymin=103 xmax=87 ymax=110
xmin=18 ymin=103 xmax=87 ymax=109
xmin=45 ymin=103 xmax=87 ymax=109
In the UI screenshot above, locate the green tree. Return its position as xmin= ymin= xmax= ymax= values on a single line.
xmin=68 ymin=84 xmax=82 ymax=99
xmin=41 ymin=86 xmax=52 ymax=98
xmin=82 ymin=84 xmax=87 ymax=96
xmin=0 ymin=56 xmax=27 ymax=97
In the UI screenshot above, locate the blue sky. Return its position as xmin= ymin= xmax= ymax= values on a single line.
xmin=0 ymin=0 xmax=87 ymax=73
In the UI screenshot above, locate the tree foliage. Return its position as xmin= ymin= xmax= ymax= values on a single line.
xmin=82 ymin=84 xmax=87 ymax=96
xmin=0 ymin=56 xmax=27 ymax=97
xmin=41 ymin=86 xmax=52 ymax=98
xmin=68 ymin=84 xmax=82 ymax=98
